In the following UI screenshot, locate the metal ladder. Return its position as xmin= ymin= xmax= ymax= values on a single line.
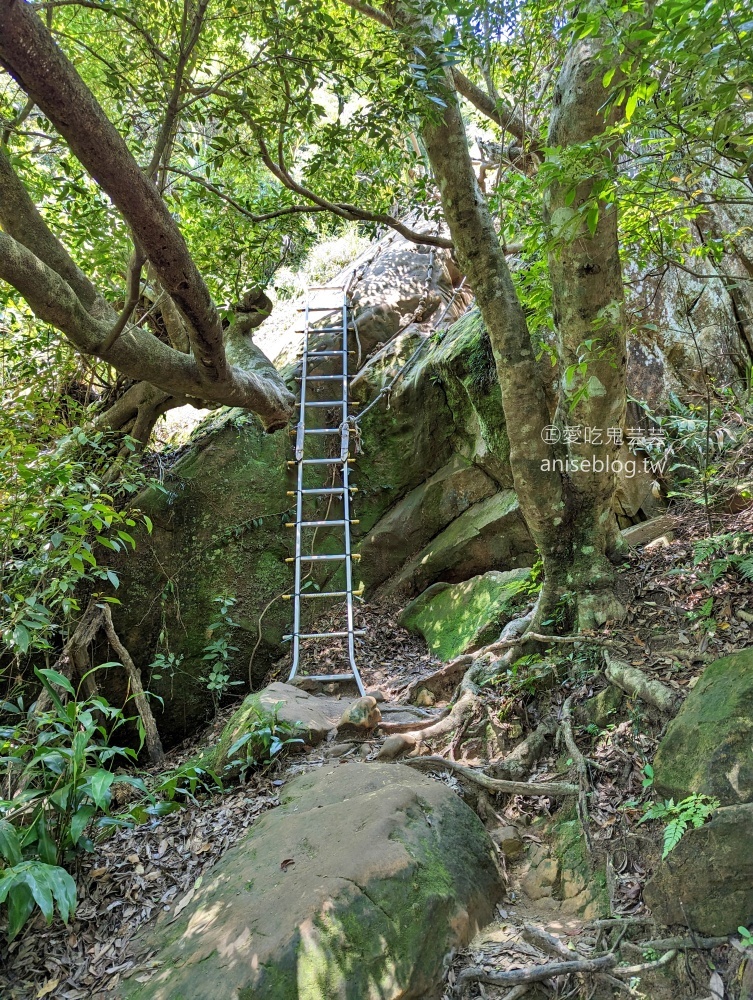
xmin=283 ymin=286 xmax=366 ymax=696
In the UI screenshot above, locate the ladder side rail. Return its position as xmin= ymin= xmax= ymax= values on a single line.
xmin=289 ymin=298 xmax=310 ymax=682
xmin=341 ymin=291 xmax=366 ymax=696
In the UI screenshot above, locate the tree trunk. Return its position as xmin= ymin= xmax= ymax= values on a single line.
xmin=393 ymin=3 xmax=627 ymax=629
xmin=543 ymin=34 xmax=628 ymax=627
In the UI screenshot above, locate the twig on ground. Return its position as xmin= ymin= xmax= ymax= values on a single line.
xmin=612 ymin=950 xmax=678 ymax=976
xmin=402 ymin=756 xmax=579 ymax=797
xmin=453 ymin=954 xmax=618 ymax=991
xmin=636 ymin=935 xmax=729 ymax=952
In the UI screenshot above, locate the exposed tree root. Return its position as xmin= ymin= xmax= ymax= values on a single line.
xmin=453 ymin=954 xmax=618 ymax=992
xmin=401 ymin=755 xmax=578 ymax=797
xmin=604 ymin=653 xmax=681 ymax=714
xmin=376 ymin=686 xmax=478 ymax=758
xmin=489 ymin=717 xmax=556 ymax=781
xmin=560 ymin=695 xmax=592 ymax=853
xmin=378 ymin=706 xmax=451 ymax=734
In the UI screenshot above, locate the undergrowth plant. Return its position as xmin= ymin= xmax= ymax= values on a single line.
xmin=200 ymin=596 xmax=242 ymax=712
xmin=691 ymin=532 xmax=753 ymax=588
xmin=0 ymin=665 xmax=147 ymax=939
xmin=639 ymin=793 xmax=719 ymax=859
xmin=224 ymin=701 xmax=303 ymax=782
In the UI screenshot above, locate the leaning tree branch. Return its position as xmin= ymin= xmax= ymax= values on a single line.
xmin=0 ymin=0 xmax=272 ymax=401
xmin=0 ymin=144 xmax=100 ymax=310
xmin=0 ymin=232 xmax=293 ymax=427
xmin=255 ymin=132 xmax=454 ymax=250
xmin=451 ymin=69 xmax=537 ymax=153
xmin=101 ymin=605 xmax=164 ymax=763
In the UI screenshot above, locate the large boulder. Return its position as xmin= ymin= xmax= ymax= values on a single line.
xmin=399 ymin=569 xmax=532 ymax=661
xmin=119 ymin=763 xmax=503 ymax=1000
xmin=653 ymin=648 xmax=753 ymax=805
xmin=384 ymin=491 xmax=535 ymax=597
xmin=644 ymin=803 xmax=753 ymax=935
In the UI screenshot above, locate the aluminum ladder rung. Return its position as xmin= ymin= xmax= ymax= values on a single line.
xmin=283 ymin=589 xmax=365 ymax=599
xmin=283 ymin=630 xmax=367 ymax=641
xmin=287 ymin=287 xmax=365 ymax=696
xmin=294 ymin=673 xmax=363 ymax=683
xmin=288 ymin=457 xmax=354 ymax=466
xmin=303 ymin=327 xmax=354 ymax=334
xmin=286 ymin=519 xmax=354 ymax=527
xmin=297 ymin=400 xmax=346 ymax=408
xmin=287 ymin=487 xmax=356 ymax=496
xmin=287 ymin=553 xmax=361 ymax=563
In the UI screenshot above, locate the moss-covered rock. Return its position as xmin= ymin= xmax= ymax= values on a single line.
xmin=357 ymin=455 xmax=497 ymax=590
xmin=644 ymin=803 xmax=753 ymax=934
xmin=398 ymin=568 xmax=532 ymax=661
xmin=580 ymin=685 xmax=624 ymax=730
xmin=653 ymin=648 xmax=753 ymax=805
xmin=386 ymin=491 xmax=536 ymax=597
xmin=119 ymin=763 xmax=503 ymax=1000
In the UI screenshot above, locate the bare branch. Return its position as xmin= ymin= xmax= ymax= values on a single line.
xmin=101 ymin=245 xmax=146 ymax=352
xmin=340 ymin=0 xmax=394 ymax=28
xmin=455 ymin=954 xmax=618 ymax=991
xmin=452 ymin=69 xmax=537 ymax=153
xmin=168 ymin=165 xmax=330 ymax=223
xmin=255 ymin=133 xmax=453 ymax=249
xmin=145 ymin=0 xmax=209 ymax=181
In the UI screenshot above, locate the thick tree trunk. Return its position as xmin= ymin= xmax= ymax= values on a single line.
xmin=543 ymin=36 xmax=628 ymax=627
xmin=393 ymin=3 xmax=627 ymax=630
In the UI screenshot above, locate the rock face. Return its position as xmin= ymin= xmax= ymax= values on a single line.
xmin=653 ymin=648 xmax=753 ymax=805
xmin=399 ymin=569 xmax=532 ymax=661
xmin=111 ymin=227 xmax=722 ymax=741
xmin=644 ymin=803 xmax=753 ymax=935
xmin=119 ymin=763 xmax=503 ymax=1000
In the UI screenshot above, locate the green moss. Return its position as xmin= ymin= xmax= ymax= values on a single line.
xmin=400 ymin=569 xmax=531 ymax=661
xmin=653 ymin=648 xmax=753 ymax=805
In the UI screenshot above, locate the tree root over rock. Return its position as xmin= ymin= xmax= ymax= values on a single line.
xmin=401 ymin=755 xmax=578 ymax=797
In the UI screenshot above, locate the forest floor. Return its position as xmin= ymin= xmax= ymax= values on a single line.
xmin=2 ymin=505 xmax=753 ymax=999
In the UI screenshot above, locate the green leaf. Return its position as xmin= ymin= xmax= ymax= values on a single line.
xmin=12 ymin=624 xmax=30 ymax=654
xmin=6 ymin=882 xmax=35 ymax=941
xmin=87 ymin=769 xmax=115 ymax=810
xmin=36 ymin=668 xmax=76 ymax=697
xmin=70 ymin=804 xmax=96 ymax=845
xmin=0 ymin=820 xmax=22 ymax=866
